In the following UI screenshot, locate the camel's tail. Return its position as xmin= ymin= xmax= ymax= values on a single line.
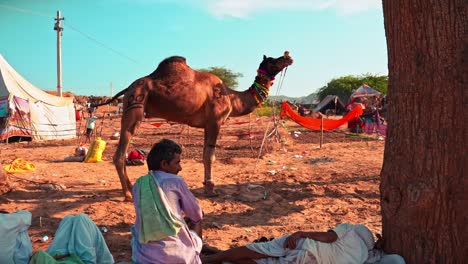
xmin=90 ymin=87 xmax=129 ymax=108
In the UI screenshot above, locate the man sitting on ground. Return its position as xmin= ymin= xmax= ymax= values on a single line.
xmin=201 ymin=222 xmax=405 ymax=264
xmin=131 ymin=139 xmax=204 ymax=264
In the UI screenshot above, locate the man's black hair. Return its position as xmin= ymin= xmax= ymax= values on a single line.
xmin=147 ymin=139 xmax=182 ymax=171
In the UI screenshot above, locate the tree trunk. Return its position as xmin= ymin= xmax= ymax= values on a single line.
xmin=381 ymin=1 xmax=467 ymax=263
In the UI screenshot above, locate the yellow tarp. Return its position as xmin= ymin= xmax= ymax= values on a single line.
xmin=84 ymin=137 xmax=107 ymax=163
xmin=3 ymin=158 xmax=36 ymax=173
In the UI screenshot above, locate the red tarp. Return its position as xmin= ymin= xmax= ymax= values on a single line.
xmin=280 ymin=102 xmax=364 ymax=131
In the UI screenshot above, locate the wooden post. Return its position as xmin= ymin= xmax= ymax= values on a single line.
xmin=5 ymin=116 xmax=10 ymax=144
xmin=320 ymin=115 xmax=324 ymax=148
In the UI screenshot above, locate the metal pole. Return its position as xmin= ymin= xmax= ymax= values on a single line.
xmin=54 ymin=11 xmax=64 ymax=97
xmin=108 ymin=82 xmax=113 ymax=112
xmin=110 ymin=81 xmax=113 ymax=97
xmin=320 ymin=115 xmax=324 ymax=148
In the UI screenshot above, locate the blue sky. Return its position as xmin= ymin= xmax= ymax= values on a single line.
xmin=0 ymin=0 xmax=387 ymax=97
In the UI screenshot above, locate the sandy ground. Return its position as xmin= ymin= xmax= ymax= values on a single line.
xmin=1 ymin=107 xmax=384 ymax=262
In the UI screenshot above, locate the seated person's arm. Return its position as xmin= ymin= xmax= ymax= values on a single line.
xmin=185 ymin=215 xmax=203 ymax=238
xmin=191 ymin=220 xmax=202 ymax=238
xmin=178 ymin=181 xmax=203 ymax=237
xmin=284 ymin=230 xmax=338 ymax=249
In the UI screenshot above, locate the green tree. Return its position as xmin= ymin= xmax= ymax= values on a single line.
xmin=198 ymin=67 xmax=243 ymax=90
xmin=317 ymin=74 xmax=388 ymax=102
xmin=360 ymin=74 xmax=388 ymax=94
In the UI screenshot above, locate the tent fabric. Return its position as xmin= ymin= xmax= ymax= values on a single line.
xmin=0 ymin=55 xmax=72 ymax=106
xmin=280 ymin=102 xmax=364 ymax=131
xmin=349 ymin=84 xmax=381 ymax=101
xmin=313 ymin=95 xmax=346 ymax=114
xmin=0 ymin=54 xmax=76 ymax=141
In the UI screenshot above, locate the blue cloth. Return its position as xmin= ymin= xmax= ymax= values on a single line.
xmin=375 ymin=254 xmax=406 ymax=264
xmin=46 ymin=214 xmax=114 ymax=264
xmin=0 ymin=210 xmax=32 ymax=264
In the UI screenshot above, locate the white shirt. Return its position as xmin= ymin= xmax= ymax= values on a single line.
xmin=248 ymin=223 xmax=373 ymax=264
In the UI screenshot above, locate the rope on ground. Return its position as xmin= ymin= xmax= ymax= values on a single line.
xmin=9 ymin=175 xmax=48 ymax=185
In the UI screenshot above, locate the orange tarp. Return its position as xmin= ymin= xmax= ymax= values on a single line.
xmin=280 ymin=102 xmax=364 ymax=131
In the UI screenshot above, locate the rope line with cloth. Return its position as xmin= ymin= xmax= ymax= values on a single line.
xmin=280 ymin=102 xmax=364 ymax=131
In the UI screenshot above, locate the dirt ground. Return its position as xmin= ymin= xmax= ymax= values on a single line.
xmin=0 ymin=106 xmax=384 ymax=262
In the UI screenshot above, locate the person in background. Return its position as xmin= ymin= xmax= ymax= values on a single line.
xmin=298 ymin=105 xmax=306 ymax=116
xmin=87 ymin=102 xmax=96 ymax=118
xmin=85 ymin=116 xmax=98 ymax=143
xmin=131 ymin=139 xmax=204 ymax=264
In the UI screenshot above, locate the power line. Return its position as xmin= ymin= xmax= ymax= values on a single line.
xmin=0 ymin=4 xmax=140 ymax=65
xmin=63 ymin=21 xmax=141 ymax=65
xmin=0 ymin=4 xmax=53 ymax=18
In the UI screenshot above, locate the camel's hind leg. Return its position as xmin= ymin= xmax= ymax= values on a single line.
xmin=114 ymin=101 xmax=145 ymax=201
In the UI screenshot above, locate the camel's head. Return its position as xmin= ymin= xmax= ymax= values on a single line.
xmin=257 ymin=51 xmax=293 ymax=82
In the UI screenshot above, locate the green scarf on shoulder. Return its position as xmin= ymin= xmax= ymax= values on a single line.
xmin=136 ymin=173 xmax=184 ymax=244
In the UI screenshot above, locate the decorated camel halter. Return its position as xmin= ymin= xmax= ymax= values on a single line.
xmin=249 ymin=51 xmax=290 ymax=107
xmin=249 ymin=81 xmax=270 ymax=106
xmin=256 ymin=68 xmax=276 ymax=80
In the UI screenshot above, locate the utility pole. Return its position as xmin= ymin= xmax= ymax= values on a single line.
xmin=54 ymin=11 xmax=64 ymax=97
xmin=108 ymin=82 xmax=113 ymax=112
xmin=110 ymin=81 xmax=113 ymax=97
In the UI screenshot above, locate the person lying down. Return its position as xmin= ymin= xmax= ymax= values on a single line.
xmin=201 ymin=222 xmax=405 ymax=264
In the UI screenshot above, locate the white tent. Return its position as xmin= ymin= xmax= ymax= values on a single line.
xmin=0 ymin=54 xmax=76 ymax=141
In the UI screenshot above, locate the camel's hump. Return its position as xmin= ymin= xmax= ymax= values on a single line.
xmin=150 ymin=56 xmax=191 ymax=79
xmin=159 ymin=56 xmax=187 ymax=66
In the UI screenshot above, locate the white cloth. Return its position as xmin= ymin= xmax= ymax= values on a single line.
xmin=247 ymin=223 xmax=374 ymax=264
xmin=86 ymin=117 xmax=98 ymax=129
xmin=190 ymin=230 xmax=203 ymax=253
xmin=0 ymin=210 xmax=33 ymax=264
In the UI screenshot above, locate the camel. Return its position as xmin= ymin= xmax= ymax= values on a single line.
xmin=93 ymin=52 xmax=293 ymax=201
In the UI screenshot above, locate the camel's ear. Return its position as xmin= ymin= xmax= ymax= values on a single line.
xmin=263 ymin=55 xmax=267 ymax=60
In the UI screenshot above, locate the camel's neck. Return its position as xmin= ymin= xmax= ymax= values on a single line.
xmin=248 ymin=80 xmax=270 ymax=106
xmin=228 ymin=76 xmax=272 ymax=117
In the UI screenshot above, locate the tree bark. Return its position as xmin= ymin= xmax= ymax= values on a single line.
xmin=381 ymin=0 xmax=467 ymax=263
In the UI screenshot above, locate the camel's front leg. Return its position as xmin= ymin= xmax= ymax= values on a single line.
xmin=203 ymin=123 xmax=220 ymax=197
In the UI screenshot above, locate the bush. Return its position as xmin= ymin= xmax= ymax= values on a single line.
xmin=254 ymin=105 xmax=276 ymax=117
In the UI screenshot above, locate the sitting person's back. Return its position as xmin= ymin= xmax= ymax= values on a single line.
xmin=30 ymin=213 xmax=114 ymax=264
xmin=0 ymin=210 xmax=32 ymax=264
xmin=131 ymin=139 xmax=203 ymax=264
